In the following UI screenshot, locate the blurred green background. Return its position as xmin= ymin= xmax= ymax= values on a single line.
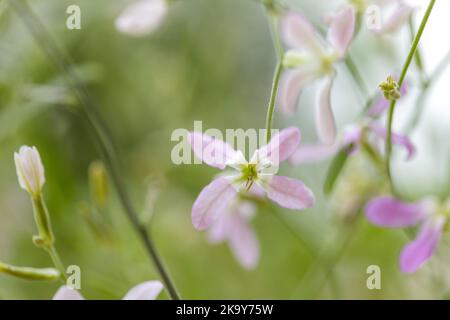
xmin=0 ymin=0 xmax=449 ymax=299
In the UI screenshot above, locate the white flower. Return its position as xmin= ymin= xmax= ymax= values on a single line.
xmin=115 ymin=0 xmax=168 ymax=37
xmin=14 ymin=146 xmax=45 ymax=197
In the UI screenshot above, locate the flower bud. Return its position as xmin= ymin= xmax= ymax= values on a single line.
xmin=282 ymin=50 xmax=308 ymax=68
xmin=379 ymin=75 xmax=401 ymax=101
xmin=14 ymin=146 xmax=45 ymax=198
xmin=89 ymin=161 xmax=108 ymax=208
xmin=0 ymin=261 xmax=60 ymax=281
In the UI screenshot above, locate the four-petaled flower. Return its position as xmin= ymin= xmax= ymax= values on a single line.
xmin=115 ymin=0 xmax=168 ymax=37
xmin=365 ymin=196 xmax=449 ymax=273
xmin=188 ymin=127 xmax=315 ymax=230
xmin=53 ymin=281 xmax=163 ymax=300
xmin=278 ymin=6 xmax=356 ymax=144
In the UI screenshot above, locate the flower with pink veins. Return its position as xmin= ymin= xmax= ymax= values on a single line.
xmin=349 ymin=0 xmax=414 ymax=34
xmin=365 ymin=196 xmax=450 ymax=273
xmin=278 ymin=6 xmax=356 ymax=144
xmin=208 ymin=200 xmax=260 ymax=270
xmin=115 ymin=0 xmax=168 ymax=37
xmin=53 ymin=280 xmax=163 ymax=300
xmin=188 ymin=127 xmax=315 ymax=231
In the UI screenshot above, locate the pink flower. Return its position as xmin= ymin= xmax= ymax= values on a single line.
xmin=53 ymin=280 xmax=163 ymax=300
xmin=365 ymin=196 xmax=448 ymax=273
xmin=361 ymin=0 xmax=414 ymax=35
xmin=115 ymin=0 xmax=168 ymax=37
xmin=208 ymin=200 xmax=260 ymax=270
xmin=290 ymin=122 xmax=415 ymax=165
xmin=278 ymin=6 xmax=356 ymax=144
xmin=188 ymin=127 xmax=315 ymax=231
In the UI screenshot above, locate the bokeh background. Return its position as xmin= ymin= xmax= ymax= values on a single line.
xmin=0 ymin=0 xmax=449 ymax=299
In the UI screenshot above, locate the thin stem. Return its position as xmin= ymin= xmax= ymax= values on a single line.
xmin=408 ymin=16 xmax=428 ymax=85
xmin=46 ymin=246 xmax=67 ymax=282
xmin=385 ymin=0 xmax=436 ymax=192
xmin=11 ymin=0 xmax=180 ymax=300
xmin=265 ymin=61 xmax=283 ymax=142
xmin=344 ymin=55 xmax=370 ymax=100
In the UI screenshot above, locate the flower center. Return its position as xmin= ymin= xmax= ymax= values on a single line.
xmin=321 ymin=54 xmax=336 ymax=74
xmin=241 ymin=163 xmax=258 ymax=190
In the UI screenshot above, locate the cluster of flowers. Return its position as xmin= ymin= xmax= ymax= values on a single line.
xmin=2 ymin=0 xmax=444 ymax=300
xmin=116 ymin=0 xmax=440 ymax=275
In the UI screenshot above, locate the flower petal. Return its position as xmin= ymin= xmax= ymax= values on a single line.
xmin=123 ymin=281 xmax=163 ymax=300
xmin=267 ymin=176 xmax=315 ymax=210
xmin=316 ymin=77 xmax=336 ymax=145
xmin=228 ymin=215 xmax=260 ymax=270
xmin=326 ymin=6 xmax=356 ymax=57
xmin=259 ymin=127 xmax=301 ymax=165
xmin=115 ymin=0 xmax=168 ymax=37
xmin=192 ymin=177 xmax=236 ymax=230
xmin=281 ymin=12 xmax=323 ymax=53
xmin=188 ymin=132 xmax=237 ymax=169
xmin=400 ymin=217 xmax=445 ymax=273
xmin=53 ymin=286 xmax=84 ymax=300
xmin=368 ymin=123 xmax=416 ymax=160
xmin=365 ymin=196 xmax=427 ymax=228
xmin=289 ymin=143 xmax=339 ymax=165
xmin=375 ymin=4 xmax=414 ymax=34
xmin=278 ymin=70 xmax=318 ymax=115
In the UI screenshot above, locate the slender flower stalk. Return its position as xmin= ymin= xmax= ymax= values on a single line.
xmin=385 ymin=0 xmax=436 ymax=192
xmin=10 ymin=0 xmax=180 ymax=300
xmin=14 ymin=146 xmax=67 ymax=282
xmin=263 ymin=5 xmax=284 ymax=142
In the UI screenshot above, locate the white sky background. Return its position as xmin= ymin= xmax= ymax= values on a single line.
xmin=395 ymin=0 xmax=450 ymax=197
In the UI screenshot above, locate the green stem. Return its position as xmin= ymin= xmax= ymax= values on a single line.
xmin=345 ymin=55 xmax=370 ymax=100
xmin=385 ymin=0 xmax=436 ymax=192
xmin=11 ymin=0 xmax=180 ymax=300
xmin=265 ymin=61 xmax=283 ymax=142
xmin=46 ymin=246 xmax=67 ymax=282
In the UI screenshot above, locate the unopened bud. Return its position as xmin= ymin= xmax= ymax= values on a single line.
xmin=379 ymin=75 xmax=401 ymax=101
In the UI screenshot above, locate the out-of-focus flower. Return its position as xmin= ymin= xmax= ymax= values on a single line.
xmin=365 ymin=196 xmax=449 ymax=273
xmin=290 ymin=121 xmax=415 ymax=165
xmin=188 ymin=127 xmax=314 ymax=231
xmin=290 ymin=80 xmax=414 ymax=165
xmin=115 ymin=0 xmax=168 ymax=37
xmin=351 ymin=0 xmax=414 ymax=34
xmin=208 ymin=200 xmax=259 ymax=270
xmin=53 ymin=280 xmax=164 ymax=300
xmin=278 ymin=6 xmax=356 ymax=144
xmin=14 ymin=146 xmax=45 ymax=198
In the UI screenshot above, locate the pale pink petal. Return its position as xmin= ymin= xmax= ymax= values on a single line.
xmin=259 ymin=127 xmax=301 ymax=165
xmin=368 ymin=123 xmax=415 ymax=160
xmin=208 ymin=211 xmax=233 ymax=244
xmin=280 ymin=12 xmax=323 ymax=52
xmin=376 ymin=4 xmax=414 ymax=34
xmin=365 ymin=196 xmax=427 ymax=228
xmin=115 ymin=0 xmax=168 ymax=37
xmin=315 ymin=77 xmax=336 ymax=145
xmin=278 ymin=70 xmax=317 ymax=115
xmin=289 ymin=143 xmax=339 ymax=165
xmin=400 ymin=217 xmax=445 ymax=273
xmin=123 ymin=281 xmax=163 ymax=300
xmin=53 ymin=286 xmax=84 ymax=300
xmin=326 ymin=6 xmax=356 ymax=57
xmin=188 ymin=132 xmax=237 ymax=169
xmin=267 ymin=176 xmax=315 ymax=210
xmin=228 ymin=215 xmax=260 ymax=270
xmin=192 ymin=177 xmax=236 ymax=230
xmin=342 ymin=125 xmax=363 ymax=154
